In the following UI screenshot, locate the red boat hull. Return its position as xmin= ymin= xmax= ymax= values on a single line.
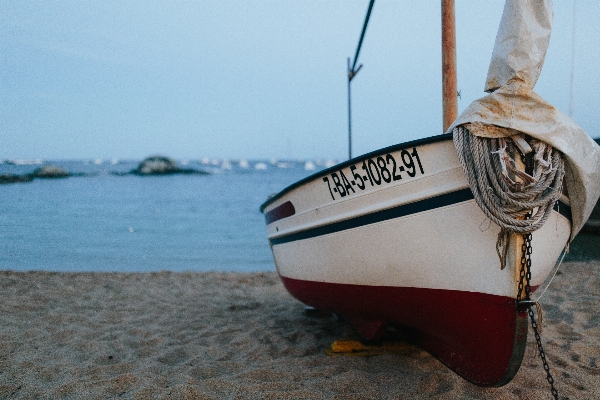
xmin=281 ymin=276 xmax=529 ymax=387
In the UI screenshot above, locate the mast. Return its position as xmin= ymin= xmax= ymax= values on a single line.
xmin=441 ymin=0 xmax=458 ymax=132
xmin=347 ymin=57 xmax=353 ymax=161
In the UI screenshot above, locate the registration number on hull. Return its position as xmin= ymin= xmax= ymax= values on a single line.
xmin=322 ymin=147 xmax=425 ymax=201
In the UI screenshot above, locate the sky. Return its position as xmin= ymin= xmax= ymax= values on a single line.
xmin=1 ymin=0 xmax=599 ymax=161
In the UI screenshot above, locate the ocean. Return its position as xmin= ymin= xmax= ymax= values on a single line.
xmin=3 ymin=156 xmax=598 ymax=272
xmin=0 ymin=158 xmax=335 ymax=272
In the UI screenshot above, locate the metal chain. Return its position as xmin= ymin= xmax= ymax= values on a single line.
xmin=520 ymin=232 xmax=559 ymax=399
xmin=528 ymin=306 xmax=558 ymax=399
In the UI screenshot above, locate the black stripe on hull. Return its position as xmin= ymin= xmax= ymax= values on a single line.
xmin=269 ymin=189 xmax=571 ymax=246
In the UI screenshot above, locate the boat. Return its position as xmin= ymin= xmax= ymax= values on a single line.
xmin=260 ymin=0 xmax=600 ymax=387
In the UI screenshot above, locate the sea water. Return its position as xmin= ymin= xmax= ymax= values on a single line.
xmin=0 ymin=159 xmax=331 ymax=272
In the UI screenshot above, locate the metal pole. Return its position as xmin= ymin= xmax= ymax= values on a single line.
xmin=569 ymin=0 xmax=577 ymax=118
xmin=347 ymin=58 xmax=353 ymax=160
xmin=351 ymin=0 xmax=376 ymax=73
xmin=347 ymin=0 xmax=375 ymax=160
xmin=441 ymin=0 xmax=458 ymax=132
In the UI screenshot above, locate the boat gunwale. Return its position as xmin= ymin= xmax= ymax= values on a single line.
xmin=259 ymin=132 xmax=454 ymax=213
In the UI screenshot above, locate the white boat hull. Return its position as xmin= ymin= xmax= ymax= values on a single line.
xmin=261 ymin=133 xmax=571 ymax=386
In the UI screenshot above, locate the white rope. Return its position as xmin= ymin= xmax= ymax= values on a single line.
xmin=453 ymin=125 xmax=565 ymax=268
xmin=533 ymin=247 xmax=567 ymax=303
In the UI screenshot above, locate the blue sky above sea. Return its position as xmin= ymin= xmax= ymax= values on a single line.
xmin=1 ymin=1 xmax=598 ymax=161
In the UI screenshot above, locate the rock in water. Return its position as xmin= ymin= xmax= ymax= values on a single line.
xmin=132 ymin=156 xmax=207 ymax=175
xmin=0 ymin=174 xmax=34 ymax=184
xmin=32 ymin=165 xmax=69 ymax=178
xmin=133 ymin=156 xmax=182 ymax=175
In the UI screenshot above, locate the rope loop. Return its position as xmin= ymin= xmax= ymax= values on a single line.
xmin=453 ymin=126 xmax=565 ymax=268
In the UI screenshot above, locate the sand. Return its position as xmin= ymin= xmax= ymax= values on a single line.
xmin=0 ymin=261 xmax=598 ymax=399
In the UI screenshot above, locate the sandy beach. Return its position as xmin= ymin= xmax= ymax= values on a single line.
xmin=0 ymin=261 xmax=598 ymax=399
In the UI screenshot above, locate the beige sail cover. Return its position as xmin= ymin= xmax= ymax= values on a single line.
xmin=447 ymin=0 xmax=600 ymax=239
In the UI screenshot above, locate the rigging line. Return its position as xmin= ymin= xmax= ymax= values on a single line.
xmin=350 ymin=0 xmax=375 ymax=77
xmin=568 ymin=0 xmax=577 ymax=118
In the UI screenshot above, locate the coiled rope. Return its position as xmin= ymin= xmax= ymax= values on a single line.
xmin=453 ymin=125 xmax=565 ymax=268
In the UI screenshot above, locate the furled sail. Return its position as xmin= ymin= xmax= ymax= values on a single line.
xmin=447 ymin=0 xmax=600 ymax=239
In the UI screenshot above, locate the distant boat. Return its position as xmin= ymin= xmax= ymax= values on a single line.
xmin=276 ymin=162 xmax=292 ymax=169
xmin=260 ymin=0 xmax=600 ymax=387
xmin=6 ymin=159 xmax=43 ymax=166
xmin=254 ymin=162 xmax=268 ymax=171
xmin=221 ymin=160 xmax=233 ymax=170
xmin=303 ymin=161 xmax=316 ymax=171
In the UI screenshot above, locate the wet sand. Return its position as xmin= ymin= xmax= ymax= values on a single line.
xmin=0 ymin=261 xmax=598 ymax=399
